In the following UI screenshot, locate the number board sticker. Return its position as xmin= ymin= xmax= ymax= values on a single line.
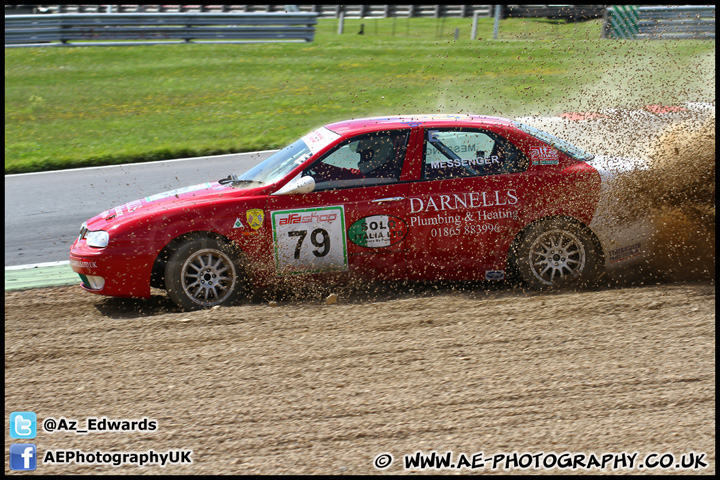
xmin=348 ymin=215 xmax=408 ymax=248
xmin=271 ymin=206 xmax=348 ymax=275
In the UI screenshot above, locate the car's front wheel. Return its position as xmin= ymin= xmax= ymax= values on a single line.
xmin=165 ymin=236 xmax=248 ymax=310
xmin=510 ymin=218 xmax=602 ymax=289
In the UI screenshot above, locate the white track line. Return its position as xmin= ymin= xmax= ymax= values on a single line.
xmin=6 ymin=261 xmax=70 ymax=270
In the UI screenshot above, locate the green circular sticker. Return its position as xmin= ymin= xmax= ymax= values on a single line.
xmin=348 ymin=215 xmax=408 ymax=248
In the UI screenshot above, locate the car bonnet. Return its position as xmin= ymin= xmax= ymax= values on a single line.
xmin=83 ymin=181 xmax=252 ymax=230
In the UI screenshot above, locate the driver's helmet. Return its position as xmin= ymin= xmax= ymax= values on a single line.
xmin=352 ymin=135 xmax=395 ymax=175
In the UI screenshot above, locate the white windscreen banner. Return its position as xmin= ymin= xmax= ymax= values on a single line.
xmin=301 ymin=127 xmax=341 ymax=155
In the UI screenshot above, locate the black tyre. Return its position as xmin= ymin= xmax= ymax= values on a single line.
xmin=510 ymin=218 xmax=602 ymax=289
xmin=165 ymin=236 xmax=248 ymax=310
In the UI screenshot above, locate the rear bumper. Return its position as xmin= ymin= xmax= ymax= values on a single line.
xmin=589 ymin=215 xmax=655 ymax=272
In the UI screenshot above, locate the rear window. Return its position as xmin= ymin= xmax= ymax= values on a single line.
xmin=513 ymin=121 xmax=594 ymax=161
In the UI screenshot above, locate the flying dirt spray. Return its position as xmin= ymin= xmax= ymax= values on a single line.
xmin=613 ymin=114 xmax=715 ymax=282
xmin=519 ymin=105 xmax=715 ymax=284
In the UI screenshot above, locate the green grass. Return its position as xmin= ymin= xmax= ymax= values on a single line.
xmin=5 ymin=17 xmax=715 ymax=173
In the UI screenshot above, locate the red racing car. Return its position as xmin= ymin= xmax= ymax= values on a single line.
xmin=70 ymin=115 xmax=651 ymax=309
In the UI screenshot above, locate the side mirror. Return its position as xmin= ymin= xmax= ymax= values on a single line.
xmin=272 ymin=175 xmax=315 ymax=196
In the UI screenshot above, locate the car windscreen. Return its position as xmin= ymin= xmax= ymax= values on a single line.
xmin=513 ymin=121 xmax=594 ymax=161
xmin=234 ymin=127 xmax=340 ymax=186
xmin=235 ymin=139 xmax=313 ymax=186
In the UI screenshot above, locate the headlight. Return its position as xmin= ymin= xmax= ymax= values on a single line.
xmin=85 ymin=230 xmax=110 ymax=248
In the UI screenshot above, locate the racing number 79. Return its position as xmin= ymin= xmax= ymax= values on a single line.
xmin=288 ymin=228 xmax=330 ymax=259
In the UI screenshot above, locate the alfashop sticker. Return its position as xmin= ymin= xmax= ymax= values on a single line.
xmin=530 ymin=146 xmax=559 ymax=165
xmin=348 ymin=215 xmax=408 ymax=248
xmin=485 ymin=270 xmax=505 ymax=281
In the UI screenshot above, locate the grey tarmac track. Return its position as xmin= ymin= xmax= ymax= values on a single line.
xmin=4 ymin=151 xmax=275 ymax=267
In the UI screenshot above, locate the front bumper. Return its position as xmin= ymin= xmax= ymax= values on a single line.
xmin=69 ymin=239 xmax=155 ymax=298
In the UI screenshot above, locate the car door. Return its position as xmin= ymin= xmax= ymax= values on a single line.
xmin=405 ymin=127 xmax=530 ymax=281
xmin=265 ymin=128 xmax=415 ymax=281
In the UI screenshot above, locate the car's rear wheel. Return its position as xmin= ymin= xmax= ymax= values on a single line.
xmin=165 ymin=236 xmax=248 ymax=310
xmin=510 ymin=218 xmax=601 ymax=289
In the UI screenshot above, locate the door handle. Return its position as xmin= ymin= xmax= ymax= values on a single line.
xmin=372 ymin=196 xmax=405 ymax=203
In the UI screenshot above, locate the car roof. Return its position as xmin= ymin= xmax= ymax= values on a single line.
xmin=325 ymin=114 xmax=514 ymax=135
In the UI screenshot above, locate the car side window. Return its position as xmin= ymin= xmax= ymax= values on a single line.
xmin=304 ymin=130 xmax=410 ymax=191
xmin=423 ymin=128 xmax=528 ymax=180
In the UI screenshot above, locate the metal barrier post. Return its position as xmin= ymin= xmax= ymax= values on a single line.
xmin=493 ymin=5 xmax=500 ymax=39
xmin=471 ymin=11 xmax=479 ymax=39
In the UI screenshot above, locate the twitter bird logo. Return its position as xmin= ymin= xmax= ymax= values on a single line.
xmin=10 ymin=412 xmax=37 ymax=439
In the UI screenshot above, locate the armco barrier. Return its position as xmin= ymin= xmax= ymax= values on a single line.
xmin=5 ymin=12 xmax=318 ymax=47
xmin=603 ymin=5 xmax=715 ymax=40
xmin=8 ymin=5 xmax=493 ymax=18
